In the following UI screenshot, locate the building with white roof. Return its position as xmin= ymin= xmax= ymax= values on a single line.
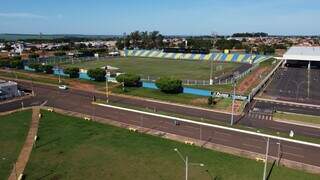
xmin=283 ymin=46 xmax=320 ymax=68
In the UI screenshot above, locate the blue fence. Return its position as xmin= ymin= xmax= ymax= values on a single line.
xmin=79 ymin=72 xmax=93 ymax=80
xmin=53 ymin=68 xmax=69 ymax=77
xmin=142 ymin=82 xmax=212 ymax=97
xmin=24 ymin=66 xmax=35 ymax=72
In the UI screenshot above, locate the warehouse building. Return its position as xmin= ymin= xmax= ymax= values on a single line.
xmin=0 ymin=80 xmax=20 ymax=100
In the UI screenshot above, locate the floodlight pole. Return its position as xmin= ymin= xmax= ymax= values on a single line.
xmin=210 ymin=59 xmax=213 ymax=85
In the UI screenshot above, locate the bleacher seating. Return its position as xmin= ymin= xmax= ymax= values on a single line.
xmin=124 ymin=50 xmax=271 ymax=64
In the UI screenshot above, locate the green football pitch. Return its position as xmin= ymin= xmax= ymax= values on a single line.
xmin=64 ymin=57 xmax=242 ymax=80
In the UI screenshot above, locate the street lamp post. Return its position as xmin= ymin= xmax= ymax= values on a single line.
xmin=231 ymin=78 xmax=236 ymax=126
xmin=174 ymin=148 xmax=204 ymax=180
xmin=276 ymin=141 xmax=281 ymax=166
xmin=263 ymin=137 xmax=270 ymax=180
xmin=105 ymin=70 xmax=109 ymax=103
xmin=291 ymin=80 xmax=306 ymax=102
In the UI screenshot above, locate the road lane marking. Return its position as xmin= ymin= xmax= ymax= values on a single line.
xmin=94 ymin=102 xmax=320 ymax=148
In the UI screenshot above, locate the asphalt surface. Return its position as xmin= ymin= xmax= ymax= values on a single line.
xmin=1 ymin=81 xmax=320 ymax=168
xmin=13 ymin=80 xmax=320 ymax=139
xmin=264 ymin=67 xmax=320 ymax=105
xmin=253 ymin=100 xmax=320 ymax=116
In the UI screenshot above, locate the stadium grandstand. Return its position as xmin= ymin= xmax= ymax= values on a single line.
xmin=124 ymin=50 xmax=271 ymax=64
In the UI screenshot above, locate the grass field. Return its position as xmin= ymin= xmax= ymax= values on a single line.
xmin=111 ymin=86 xmax=235 ymax=110
xmin=23 ymin=111 xmax=319 ymax=180
xmin=274 ymin=112 xmax=320 ymax=125
xmin=0 ymin=110 xmax=32 ymax=179
xmin=64 ymin=57 xmax=241 ymax=80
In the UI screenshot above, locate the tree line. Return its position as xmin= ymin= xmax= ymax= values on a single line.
xmin=116 ymin=31 xmax=164 ymax=50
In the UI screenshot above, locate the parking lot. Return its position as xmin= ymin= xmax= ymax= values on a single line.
xmin=264 ymin=66 xmax=320 ymax=105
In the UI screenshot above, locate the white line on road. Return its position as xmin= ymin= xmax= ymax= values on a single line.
xmin=93 ymin=102 xmax=320 ymax=148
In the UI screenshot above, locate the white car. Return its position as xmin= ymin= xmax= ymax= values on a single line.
xmin=58 ymin=85 xmax=68 ymax=90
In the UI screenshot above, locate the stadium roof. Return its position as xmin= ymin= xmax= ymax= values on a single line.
xmin=283 ymin=46 xmax=320 ymax=61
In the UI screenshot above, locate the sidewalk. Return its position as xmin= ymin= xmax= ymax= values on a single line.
xmin=274 ymin=118 xmax=320 ymax=129
xmin=8 ymin=107 xmax=40 ymax=180
xmin=255 ymin=97 xmax=320 ymax=108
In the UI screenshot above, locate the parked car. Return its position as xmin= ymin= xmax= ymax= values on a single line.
xmin=58 ymin=85 xmax=68 ymax=90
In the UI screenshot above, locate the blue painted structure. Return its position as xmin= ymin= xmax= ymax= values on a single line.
xmin=24 ymin=66 xmax=35 ymax=72
xmin=142 ymin=82 xmax=212 ymax=97
xmin=53 ymin=68 xmax=69 ymax=77
xmin=79 ymin=72 xmax=93 ymax=80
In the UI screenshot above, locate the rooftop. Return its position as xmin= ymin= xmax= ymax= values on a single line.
xmin=284 ymin=46 xmax=320 ymax=61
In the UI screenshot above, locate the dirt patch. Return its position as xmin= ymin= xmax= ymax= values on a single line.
xmin=190 ymin=98 xmax=207 ymax=106
xmin=68 ymin=80 xmax=96 ymax=92
xmin=226 ymin=100 xmax=242 ymax=113
xmin=236 ymin=67 xmax=269 ymax=94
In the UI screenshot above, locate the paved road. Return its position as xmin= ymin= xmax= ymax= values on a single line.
xmin=3 ymin=79 xmax=320 ymax=140
xmin=1 ymin=81 xmax=319 ymax=168
xmin=253 ymin=99 xmax=320 ymax=116
xmin=17 ymin=80 xmax=320 ymax=139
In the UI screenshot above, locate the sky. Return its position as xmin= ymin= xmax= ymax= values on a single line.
xmin=0 ymin=0 xmax=320 ymax=35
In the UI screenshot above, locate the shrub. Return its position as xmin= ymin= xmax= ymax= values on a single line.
xmin=87 ymin=68 xmax=106 ymax=81
xmin=28 ymin=53 xmax=39 ymax=59
xmin=0 ymin=60 xmax=10 ymax=68
xmin=116 ymin=74 xmax=141 ymax=87
xmin=155 ymin=77 xmax=183 ymax=94
xmin=64 ymin=67 xmax=79 ymax=78
xmin=10 ymin=60 xmax=24 ymax=69
xmin=208 ymin=96 xmax=213 ymax=105
xmin=42 ymin=65 xmax=54 ymax=74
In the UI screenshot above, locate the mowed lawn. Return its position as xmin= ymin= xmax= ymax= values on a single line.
xmin=0 ymin=110 xmax=32 ymax=179
xmin=64 ymin=57 xmax=241 ymax=80
xmin=24 ymin=111 xmax=319 ymax=180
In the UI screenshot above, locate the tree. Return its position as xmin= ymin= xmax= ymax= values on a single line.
xmin=215 ymin=39 xmax=242 ymax=50
xmin=28 ymin=53 xmax=39 ymax=59
xmin=87 ymin=68 xmax=106 ymax=81
xmin=187 ymin=38 xmax=213 ymax=50
xmin=10 ymin=60 xmax=24 ymax=69
xmin=0 ymin=60 xmax=10 ymax=68
xmin=54 ymin=51 xmax=66 ymax=56
xmin=42 ymin=65 xmax=54 ymax=74
xmin=64 ymin=67 xmax=79 ymax=78
xmin=155 ymin=77 xmax=183 ymax=94
xmin=116 ymin=74 xmax=141 ymax=87
xmin=28 ymin=63 xmax=43 ymax=72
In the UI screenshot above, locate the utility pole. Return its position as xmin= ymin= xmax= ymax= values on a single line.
xmin=263 ymin=137 xmax=270 ymax=180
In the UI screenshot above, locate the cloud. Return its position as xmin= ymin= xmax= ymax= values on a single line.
xmin=0 ymin=12 xmax=47 ymax=19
